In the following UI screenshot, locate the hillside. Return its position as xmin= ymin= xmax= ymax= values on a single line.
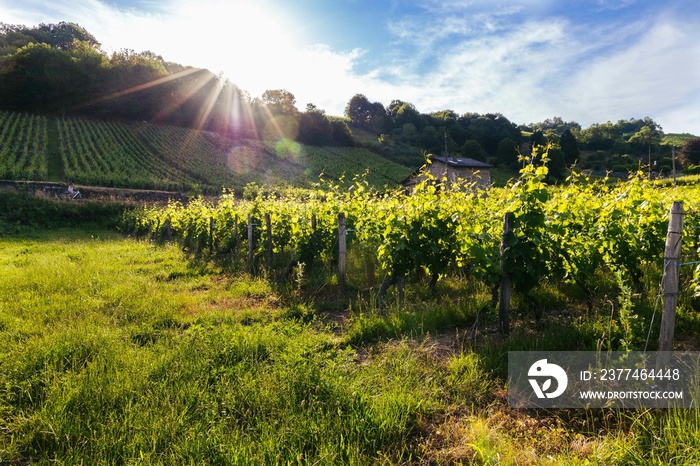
xmin=0 ymin=110 xmax=416 ymax=194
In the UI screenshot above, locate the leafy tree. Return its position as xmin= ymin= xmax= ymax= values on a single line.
xmin=460 ymin=113 xmax=521 ymax=156
xmin=30 ymin=22 xmax=100 ymax=50
xmin=628 ymin=124 xmax=661 ymax=150
xmin=0 ymin=23 xmax=36 ymax=57
xmin=579 ymin=122 xmax=620 ymax=150
xmin=345 ymin=94 xmax=372 ymax=126
xmin=460 ymin=140 xmax=487 ymax=161
xmin=329 ymin=118 xmax=354 ymax=146
xmin=261 ymin=89 xmax=297 ymax=115
xmin=629 ymin=125 xmax=662 ymax=177
xmin=546 ymin=147 xmax=566 ymax=182
xmin=559 ymin=129 xmax=580 ymax=165
xmin=297 ymin=104 xmax=354 ymax=146
xmin=530 ymin=130 xmax=547 ymax=147
xmin=0 ymin=42 xmax=76 ymax=111
xmin=679 ymin=138 xmax=700 ymax=168
xmin=616 ymin=117 xmax=661 ymax=138
xmin=345 ymin=94 xmax=387 ymax=132
xmin=388 ymin=100 xmax=424 ymax=130
xmin=527 ymin=116 xmax=581 ymax=135
xmin=495 ymin=137 xmax=519 ymax=168
xmin=429 ymin=109 xmax=458 ymax=122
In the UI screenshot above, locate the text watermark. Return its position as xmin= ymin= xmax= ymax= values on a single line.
xmin=508 ymin=352 xmax=700 ymax=408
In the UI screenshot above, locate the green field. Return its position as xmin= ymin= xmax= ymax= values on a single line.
xmin=0 ymin=111 xmax=416 ymax=193
xmin=1 ymin=225 xmax=700 ymax=464
xmin=2 ymin=173 xmax=700 ymax=463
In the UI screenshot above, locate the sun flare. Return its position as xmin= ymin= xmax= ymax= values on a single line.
xmin=162 ymin=0 xmax=302 ymax=96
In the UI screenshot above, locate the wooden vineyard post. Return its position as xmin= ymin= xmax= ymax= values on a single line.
xmin=499 ymin=212 xmax=514 ymax=336
xmin=209 ymin=217 xmax=215 ymax=253
xmin=397 ymin=273 xmax=405 ymax=305
xmin=265 ymin=213 xmax=273 ymax=270
xmin=233 ymin=215 xmax=239 ymax=262
xmin=311 ymin=214 xmax=317 ymax=231
xmin=657 ymin=202 xmax=684 ymax=368
xmin=338 ymin=213 xmax=346 ymax=291
xmin=247 ymin=214 xmax=254 ymax=273
xmin=165 ymin=217 xmax=172 ymax=242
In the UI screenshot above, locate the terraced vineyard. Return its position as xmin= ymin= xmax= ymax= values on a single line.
xmin=0 ymin=111 xmax=48 ymax=180
xmin=0 ymin=110 xmax=415 ymax=193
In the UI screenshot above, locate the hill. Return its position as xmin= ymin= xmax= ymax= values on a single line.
xmin=0 ymin=110 xmax=416 ymax=194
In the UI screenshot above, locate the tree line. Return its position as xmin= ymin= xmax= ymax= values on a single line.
xmin=0 ymin=22 xmax=354 ymax=147
xmin=1 ymin=22 xmax=698 ymax=176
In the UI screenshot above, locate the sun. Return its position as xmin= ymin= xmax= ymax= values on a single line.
xmin=164 ymin=0 xmax=304 ymax=98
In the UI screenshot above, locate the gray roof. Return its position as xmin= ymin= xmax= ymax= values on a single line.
xmin=431 ymin=156 xmax=491 ymax=168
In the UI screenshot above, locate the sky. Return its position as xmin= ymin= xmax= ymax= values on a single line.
xmin=2 ymin=0 xmax=700 ymax=134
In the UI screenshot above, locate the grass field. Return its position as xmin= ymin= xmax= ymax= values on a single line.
xmin=1 ymin=227 xmax=699 ymax=464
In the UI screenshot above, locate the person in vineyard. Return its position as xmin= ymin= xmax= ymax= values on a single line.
xmin=66 ymin=183 xmax=81 ymax=199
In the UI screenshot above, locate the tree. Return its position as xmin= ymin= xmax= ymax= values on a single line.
xmin=559 ymin=129 xmax=580 ymax=165
xmin=344 ymin=94 xmax=388 ymax=132
xmin=579 ymin=122 xmax=619 ymax=150
xmin=460 ymin=113 xmax=521 ymax=156
xmin=629 ymin=125 xmax=662 ymax=178
xmin=329 ymin=118 xmax=354 ymax=146
xmin=261 ymin=89 xmax=297 ymax=115
xmin=679 ymin=138 xmax=700 ymax=168
xmin=628 ymin=124 xmax=662 ymax=149
xmin=0 ymin=23 xmax=36 ymax=57
xmin=495 ymin=137 xmax=519 ymax=168
xmin=460 ymin=140 xmax=487 ymax=161
xmin=31 ymin=22 xmax=101 ymax=50
xmin=0 ymin=42 xmax=76 ymax=111
xmin=530 ymin=130 xmax=547 ymax=147
xmin=546 ymin=147 xmax=566 ymax=182
xmin=528 ymin=116 xmax=581 ymax=135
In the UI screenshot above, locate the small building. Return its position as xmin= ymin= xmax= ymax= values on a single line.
xmin=402 ymin=156 xmax=492 ymax=192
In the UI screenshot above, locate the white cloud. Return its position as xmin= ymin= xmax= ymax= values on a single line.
xmin=563 ymin=16 xmax=700 ymax=131
xmin=368 ymin=2 xmax=700 ymax=133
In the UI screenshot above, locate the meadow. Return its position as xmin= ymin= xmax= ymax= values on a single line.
xmin=1 ymin=182 xmax=700 ymax=464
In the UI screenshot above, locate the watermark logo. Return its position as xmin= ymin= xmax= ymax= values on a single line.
xmin=528 ymin=359 xmax=568 ymax=399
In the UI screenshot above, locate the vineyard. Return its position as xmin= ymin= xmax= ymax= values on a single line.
xmin=0 ymin=110 xmax=415 ymax=193
xmin=125 ymin=162 xmax=700 ymax=346
xmin=0 ymin=111 xmax=48 ymax=181
xmin=4 ymin=163 xmax=700 ymax=463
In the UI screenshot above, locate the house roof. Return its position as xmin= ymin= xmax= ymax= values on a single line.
xmin=431 ymin=156 xmax=492 ymax=168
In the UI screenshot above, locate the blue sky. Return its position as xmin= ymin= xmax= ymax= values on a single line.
xmin=2 ymin=0 xmax=700 ymax=134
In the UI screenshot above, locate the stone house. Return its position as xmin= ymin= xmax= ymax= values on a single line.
xmin=402 ymin=156 xmax=492 ymax=192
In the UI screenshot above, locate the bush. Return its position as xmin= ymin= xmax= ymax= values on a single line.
xmin=0 ymin=189 xmax=135 ymax=231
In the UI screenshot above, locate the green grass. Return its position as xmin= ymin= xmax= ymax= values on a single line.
xmin=1 ymin=229 xmax=699 ymax=464
xmin=0 ymin=230 xmax=447 ymax=464
xmin=489 ymin=167 xmax=519 ymax=187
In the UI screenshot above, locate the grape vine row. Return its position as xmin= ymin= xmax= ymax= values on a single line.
xmin=0 ymin=111 xmax=48 ymax=180
xmin=124 ymin=164 xmax=700 ymax=319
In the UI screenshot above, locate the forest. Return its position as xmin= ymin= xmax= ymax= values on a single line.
xmin=2 ymin=21 xmax=700 ymax=183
